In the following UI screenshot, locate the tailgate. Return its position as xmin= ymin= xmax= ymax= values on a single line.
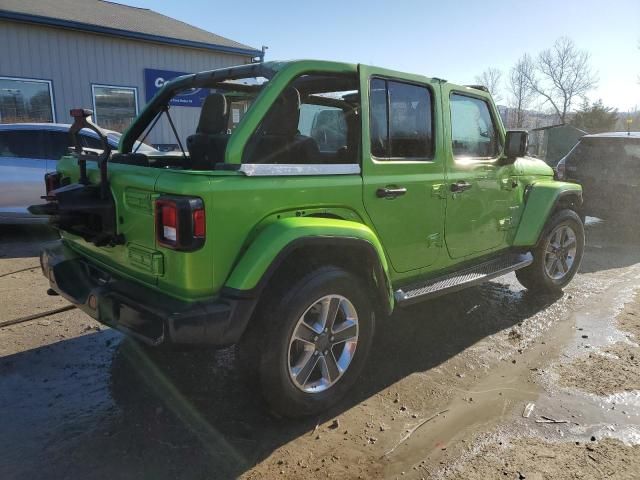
xmin=59 ymin=156 xmax=163 ymax=288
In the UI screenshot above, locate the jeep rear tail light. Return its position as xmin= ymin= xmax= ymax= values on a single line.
xmin=160 ymin=201 xmax=178 ymax=242
xmin=193 ymin=209 xmax=206 ymax=238
xmin=45 ymin=172 xmax=61 ymax=195
xmin=155 ymin=196 xmax=205 ymax=251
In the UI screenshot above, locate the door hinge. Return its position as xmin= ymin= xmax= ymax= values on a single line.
xmin=426 ymin=232 xmax=443 ymax=247
xmin=498 ymin=217 xmax=514 ymax=231
xmin=431 ymin=184 xmax=446 ymax=199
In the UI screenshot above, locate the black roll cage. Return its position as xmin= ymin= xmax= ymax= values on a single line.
xmin=120 ymin=63 xmax=276 ymax=153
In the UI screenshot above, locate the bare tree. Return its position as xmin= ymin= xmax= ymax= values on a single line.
xmin=474 ymin=67 xmax=503 ymax=103
xmin=507 ymin=54 xmax=536 ymax=127
xmin=523 ymin=37 xmax=597 ymax=123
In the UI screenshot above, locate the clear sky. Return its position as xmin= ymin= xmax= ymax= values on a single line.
xmin=124 ymin=0 xmax=639 ymax=112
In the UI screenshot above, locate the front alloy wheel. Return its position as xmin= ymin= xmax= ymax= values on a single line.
xmin=288 ymin=295 xmax=359 ymax=393
xmin=543 ymin=224 xmax=578 ymax=281
xmin=515 ymin=209 xmax=584 ymax=292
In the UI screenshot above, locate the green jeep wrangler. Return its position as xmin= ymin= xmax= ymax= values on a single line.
xmin=33 ymin=60 xmax=584 ymax=417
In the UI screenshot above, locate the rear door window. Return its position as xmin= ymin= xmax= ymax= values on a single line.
xmin=369 ymin=78 xmax=434 ymax=159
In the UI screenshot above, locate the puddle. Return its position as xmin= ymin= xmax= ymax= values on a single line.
xmin=384 ymin=258 xmax=640 ymax=477
xmin=383 ymin=301 xmax=576 ymax=477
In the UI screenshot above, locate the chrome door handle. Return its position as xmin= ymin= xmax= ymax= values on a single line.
xmin=376 ymin=186 xmax=407 ymax=199
xmin=450 ymin=181 xmax=472 ymax=193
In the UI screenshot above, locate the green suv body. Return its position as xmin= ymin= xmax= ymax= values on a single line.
xmin=37 ymin=60 xmax=584 ymax=416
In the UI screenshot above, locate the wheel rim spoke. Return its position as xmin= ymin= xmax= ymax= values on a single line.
xmin=557 ymin=256 xmax=567 ymax=274
xmin=320 ymin=352 xmax=340 ymax=383
xmin=293 ymin=350 xmax=319 ymax=387
xmin=320 ymin=296 xmax=341 ymax=332
xmin=552 ymin=257 xmax=562 ymax=276
xmin=559 ymin=227 xmax=568 ymax=245
xmin=559 ymin=255 xmax=569 ymax=273
xmin=545 ymin=254 xmax=557 ymax=273
xmin=331 ymin=320 xmax=358 ymax=344
xmin=293 ymin=322 xmax=318 ymax=345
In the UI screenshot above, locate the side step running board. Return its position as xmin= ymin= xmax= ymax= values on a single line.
xmin=395 ymin=252 xmax=533 ymax=305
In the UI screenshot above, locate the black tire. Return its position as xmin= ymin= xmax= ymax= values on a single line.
xmin=250 ymin=266 xmax=376 ymax=418
xmin=516 ymin=209 xmax=584 ymax=293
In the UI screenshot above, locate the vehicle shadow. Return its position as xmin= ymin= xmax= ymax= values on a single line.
xmin=0 ymin=224 xmax=59 ymax=259
xmin=5 ymin=279 xmax=557 ymax=480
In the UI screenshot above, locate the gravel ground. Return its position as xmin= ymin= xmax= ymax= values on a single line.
xmin=0 ymin=219 xmax=639 ymax=479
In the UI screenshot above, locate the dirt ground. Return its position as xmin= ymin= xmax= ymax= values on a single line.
xmin=0 ymin=219 xmax=639 ymax=479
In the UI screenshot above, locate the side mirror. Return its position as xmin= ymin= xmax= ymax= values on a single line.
xmin=504 ymin=130 xmax=528 ymax=162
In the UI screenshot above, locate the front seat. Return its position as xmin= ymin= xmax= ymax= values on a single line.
xmin=187 ymin=93 xmax=230 ymax=169
xmin=250 ymin=88 xmax=319 ymax=164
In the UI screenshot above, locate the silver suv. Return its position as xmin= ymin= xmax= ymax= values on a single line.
xmin=0 ymin=123 xmax=157 ymax=224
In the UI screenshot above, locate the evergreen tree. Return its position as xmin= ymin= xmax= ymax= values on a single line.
xmin=571 ymin=99 xmax=618 ymax=133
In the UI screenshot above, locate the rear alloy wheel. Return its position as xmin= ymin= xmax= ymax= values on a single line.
xmin=256 ymin=266 xmax=375 ymax=417
xmin=516 ymin=209 xmax=584 ymax=293
xmin=288 ymin=294 xmax=359 ymax=393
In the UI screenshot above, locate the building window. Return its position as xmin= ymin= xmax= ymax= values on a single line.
xmin=92 ymin=84 xmax=138 ymax=132
xmin=0 ymin=77 xmax=55 ymax=123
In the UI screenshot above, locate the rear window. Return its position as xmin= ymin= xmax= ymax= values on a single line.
xmin=568 ymin=139 xmax=639 ymax=163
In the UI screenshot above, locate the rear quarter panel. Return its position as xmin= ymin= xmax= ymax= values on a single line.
xmin=155 ymin=171 xmax=368 ymax=297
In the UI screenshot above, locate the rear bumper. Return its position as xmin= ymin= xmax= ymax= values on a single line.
xmin=40 ymin=241 xmax=256 ymax=347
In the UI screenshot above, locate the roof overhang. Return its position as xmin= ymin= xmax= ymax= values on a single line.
xmin=0 ymin=9 xmax=263 ymax=58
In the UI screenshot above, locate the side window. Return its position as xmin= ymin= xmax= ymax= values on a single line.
xmin=0 ymin=130 xmax=46 ymax=159
xmin=42 ymin=131 xmax=71 ymax=160
xmin=369 ymin=78 xmax=433 ymax=159
xmin=299 ymin=104 xmax=348 ymax=154
xmin=243 ymin=73 xmax=359 ymax=165
xmin=450 ymin=94 xmax=500 ymax=159
xmin=370 ymin=79 xmax=388 ymax=157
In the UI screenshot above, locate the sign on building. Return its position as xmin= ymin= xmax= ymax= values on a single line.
xmin=144 ymin=68 xmax=209 ymax=107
